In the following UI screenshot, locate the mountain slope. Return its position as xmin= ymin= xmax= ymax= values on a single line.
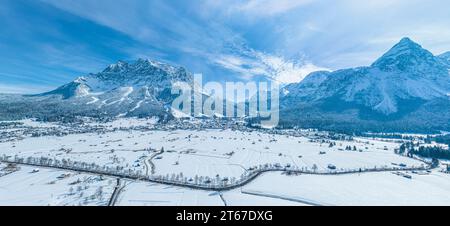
xmin=280 ymin=38 xmax=450 ymax=132
xmin=438 ymin=51 xmax=450 ymax=67
xmin=2 ymin=38 xmax=450 ymax=132
xmin=0 ymin=59 xmax=195 ymax=121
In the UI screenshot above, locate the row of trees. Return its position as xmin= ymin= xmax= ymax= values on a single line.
xmin=431 ymin=134 xmax=450 ymax=146
xmin=0 ymin=154 xmax=144 ymax=179
xmin=398 ymin=142 xmax=450 ymax=160
xmin=0 ymin=154 xmax=240 ymax=189
xmin=409 ymin=146 xmax=450 ymax=160
xmin=0 ymin=153 xmax=432 ymax=190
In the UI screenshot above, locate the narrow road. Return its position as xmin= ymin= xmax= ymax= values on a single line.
xmin=0 ymin=159 xmax=434 ymax=192
xmin=241 ymin=190 xmax=329 ymax=206
xmin=143 ymin=158 xmax=150 ymax=176
xmin=108 ymin=178 xmax=121 ymax=206
xmin=108 ymin=178 xmax=128 ymax=206
xmin=219 ymin=193 xmax=228 ymax=206
xmin=144 ymin=149 xmax=163 ymax=176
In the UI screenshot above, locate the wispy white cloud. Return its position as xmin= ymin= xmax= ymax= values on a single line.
xmin=232 ymin=0 xmax=314 ymax=17
xmin=42 ymin=0 xmax=325 ymax=83
xmin=262 ymin=0 xmax=450 ymax=69
xmin=213 ymin=54 xmax=267 ymax=80
xmin=3 ymin=0 xmax=450 ymax=91
xmin=213 ymin=51 xmax=327 ymax=84
xmin=258 ymin=54 xmax=329 ymax=84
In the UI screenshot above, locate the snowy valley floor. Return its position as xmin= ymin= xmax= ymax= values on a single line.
xmin=0 ymin=118 xmax=449 ymax=206
xmin=2 ymin=164 xmax=450 ymax=206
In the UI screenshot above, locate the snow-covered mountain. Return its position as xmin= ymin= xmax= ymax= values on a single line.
xmin=43 ymin=58 xmax=193 ymax=99
xmin=0 ymin=59 xmax=196 ymax=121
xmin=280 ymin=38 xmax=450 ymax=132
xmin=1 ymin=38 xmax=450 ymax=132
xmin=438 ymin=51 xmax=450 ymax=67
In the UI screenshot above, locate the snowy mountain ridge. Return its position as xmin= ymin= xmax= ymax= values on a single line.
xmin=1 ymin=38 xmax=450 ymax=132
xmin=278 ymin=37 xmax=450 ymax=132
xmin=438 ymin=51 xmax=450 ymax=67
xmin=282 ymin=37 xmax=450 ymax=115
xmin=0 ymin=59 xmax=197 ymax=121
xmin=43 ymin=58 xmax=193 ymax=99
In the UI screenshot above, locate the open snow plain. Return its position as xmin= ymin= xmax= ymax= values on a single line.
xmin=0 ymin=118 xmax=448 ymax=206
xmin=0 ymin=163 xmax=115 ymax=206
xmin=241 ymin=170 xmax=450 ymax=206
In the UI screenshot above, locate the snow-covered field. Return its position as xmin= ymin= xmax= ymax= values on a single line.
xmin=221 ymin=189 xmax=309 ymax=206
xmin=115 ymin=181 xmax=311 ymax=206
xmin=0 ymin=163 xmax=312 ymax=206
xmin=0 ymin=128 xmax=422 ymax=180
xmin=0 ymin=118 xmax=448 ymax=206
xmin=0 ymin=164 xmax=115 ymax=206
xmin=5 ymin=164 xmax=448 ymax=206
xmin=241 ymin=171 xmax=450 ymax=206
xmin=116 ymin=181 xmax=224 ymax=206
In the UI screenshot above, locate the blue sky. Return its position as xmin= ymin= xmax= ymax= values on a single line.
xmin=1 ymin=0 xmax=450 ymax=93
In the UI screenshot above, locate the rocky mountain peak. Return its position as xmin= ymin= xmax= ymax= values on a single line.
xmin=371 ymin=37 xmax=443 ymax=73
xmin=92 ymin=59 xmax=193 ymax=85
